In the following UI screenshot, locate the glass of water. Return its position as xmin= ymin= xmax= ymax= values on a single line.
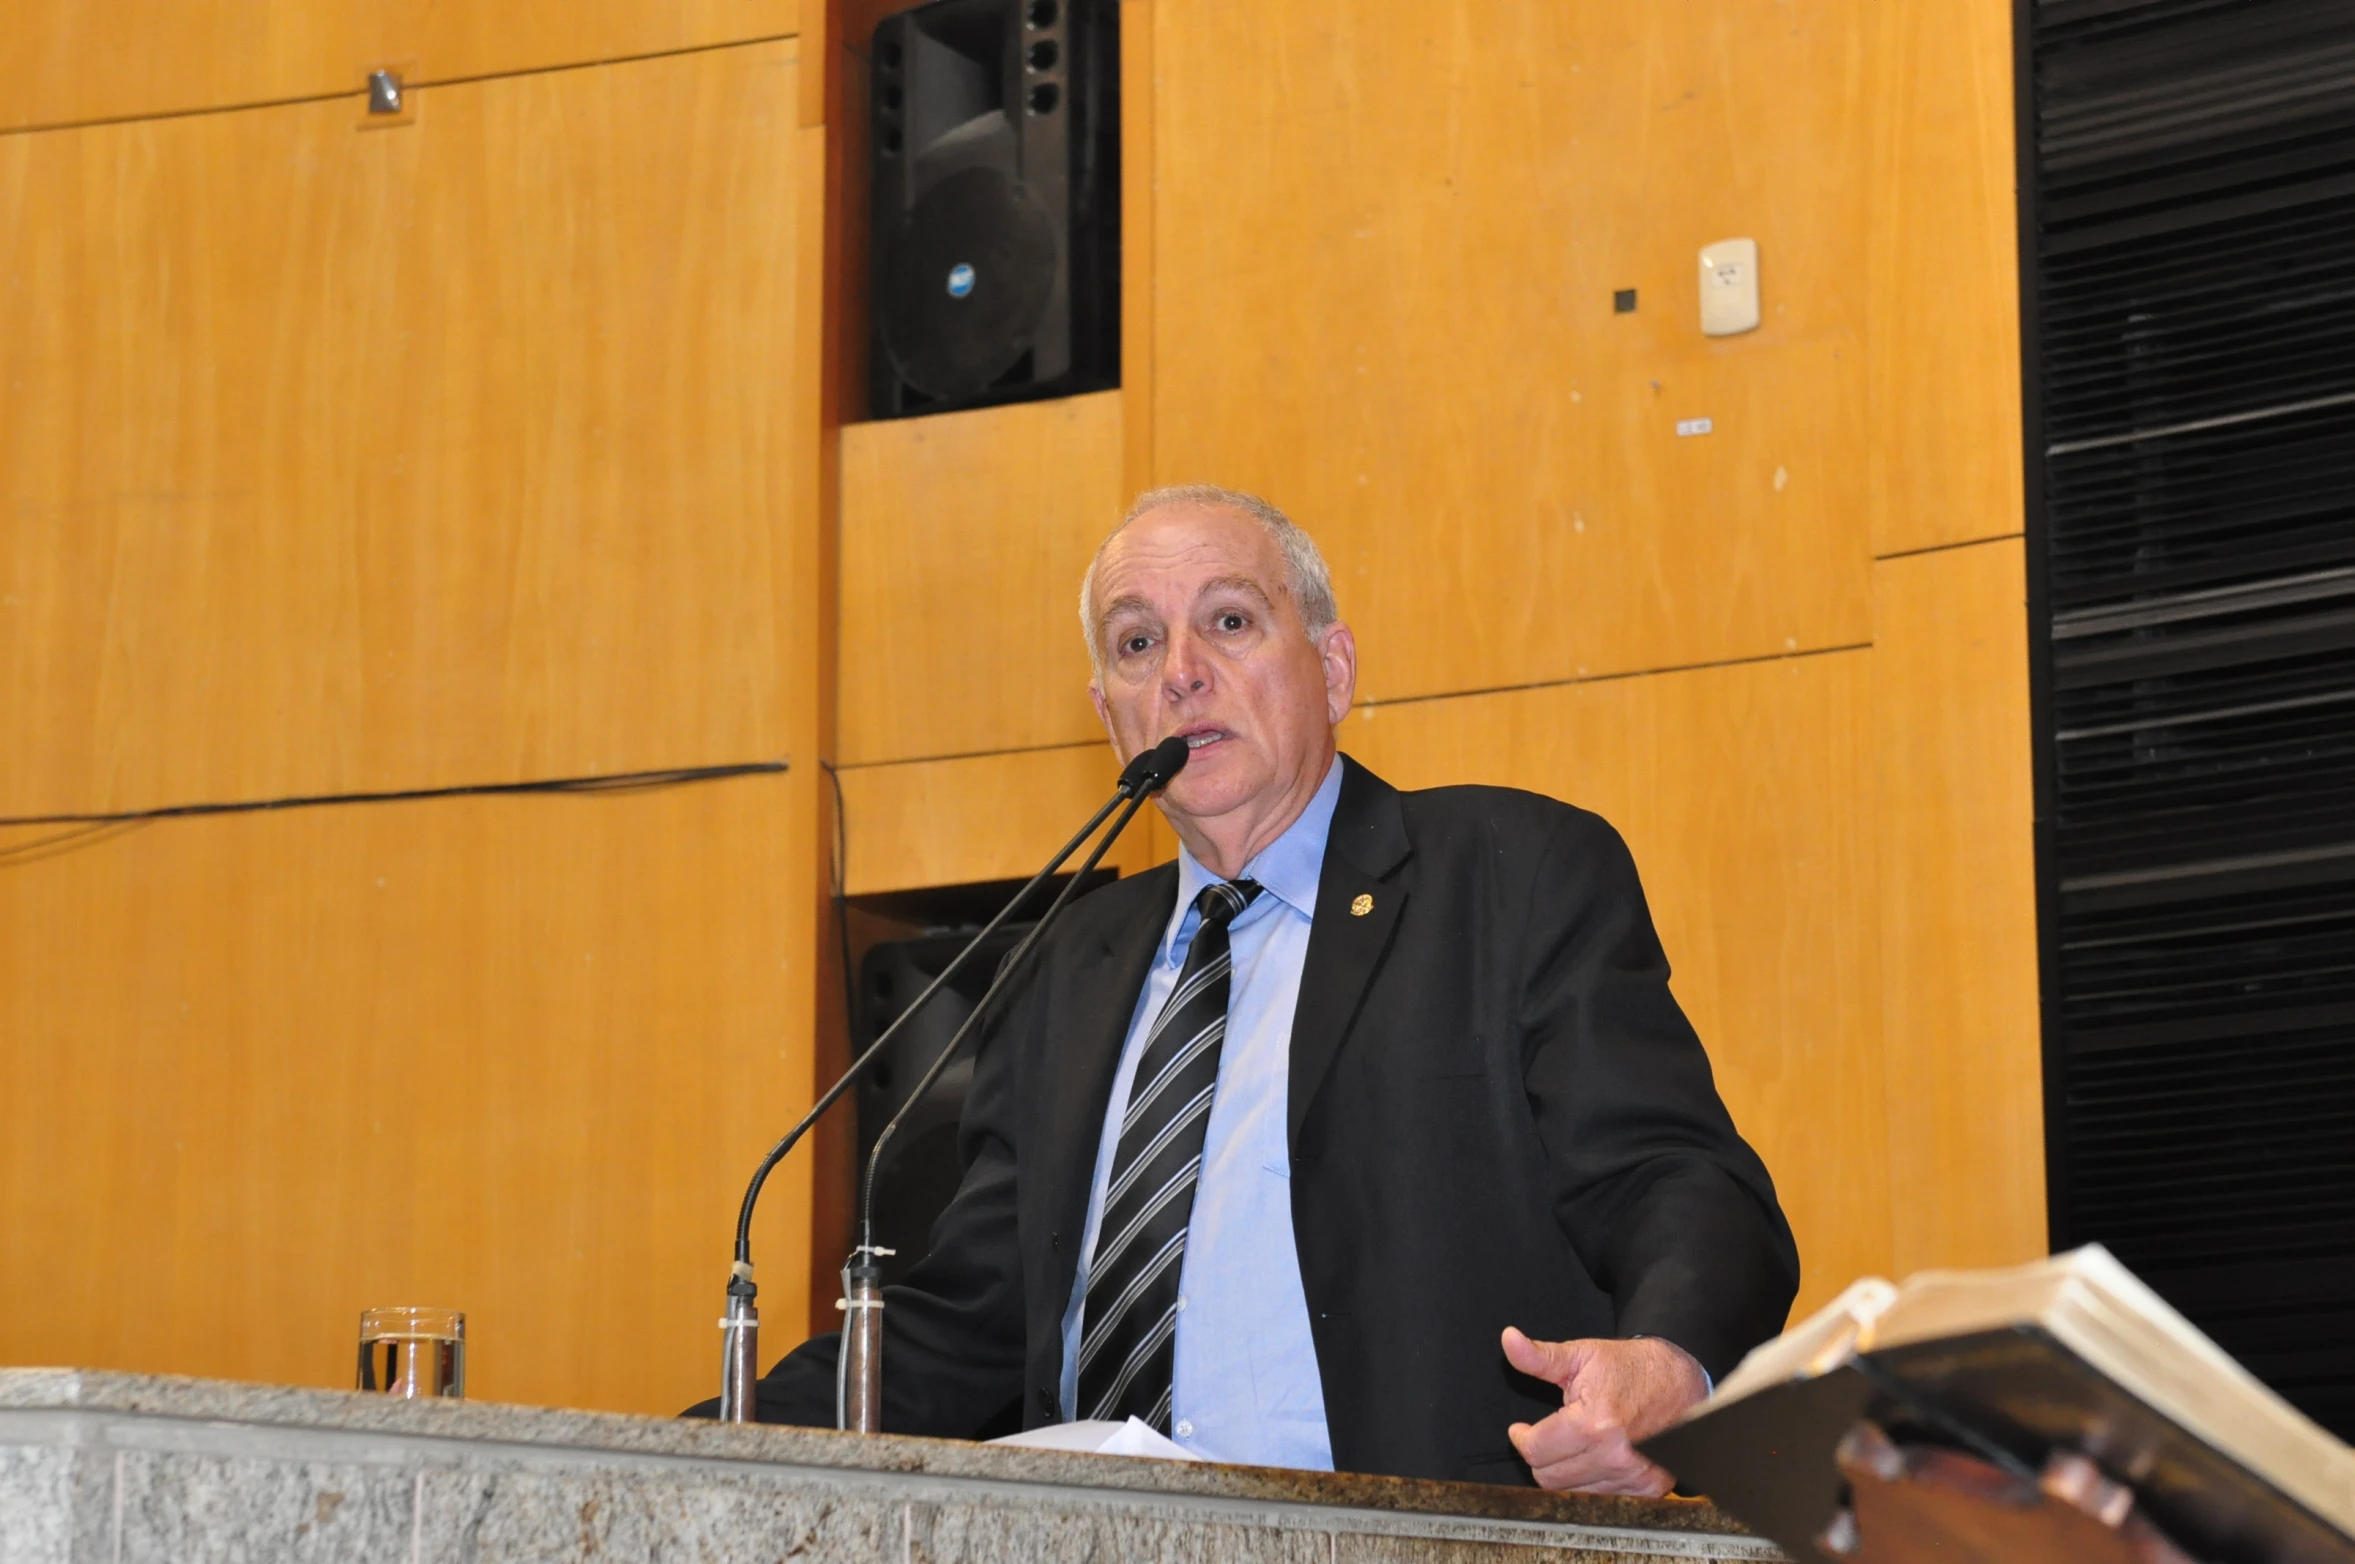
xmin=356 ymin=1307 xmax=466 ymax=1399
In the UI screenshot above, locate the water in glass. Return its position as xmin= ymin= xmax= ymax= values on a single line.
xmin=356 ymin=1307 xmax=466 ymax=1398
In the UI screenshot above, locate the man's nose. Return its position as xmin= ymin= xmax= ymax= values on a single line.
xmin=1162 ymin=628 xmax=1212 ymax=699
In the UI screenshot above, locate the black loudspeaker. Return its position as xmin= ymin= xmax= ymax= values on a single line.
xmin=868 ymin=0 xmax=1119 ymax=419
xmin=854 ymin=926 xmax=1030 ymax=1285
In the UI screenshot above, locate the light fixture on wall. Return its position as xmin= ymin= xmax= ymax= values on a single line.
xmin=359 ymin=64 xmax=418 ymax=130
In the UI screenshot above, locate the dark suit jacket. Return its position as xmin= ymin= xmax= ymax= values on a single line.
xmin=733 ymin=755 xmax=1798 ymax=1484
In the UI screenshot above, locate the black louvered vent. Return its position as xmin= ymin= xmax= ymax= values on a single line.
xmin=2026 ymin=0 xmax=2355 ymax=1440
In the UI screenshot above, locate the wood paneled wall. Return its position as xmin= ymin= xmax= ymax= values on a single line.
xmin=835 ymin=0 xmax=2043 ymax=1323
xmin=1 ymin=44 xmax=808 ymax=817
xmin=6 ymin=0 xmax=2039 ymax=1415
xmin=839 ymin=391 xmax=1119 ymax=768
xmin=0 ymin=779 xmax=806 ymax=1413
xmin=1151 ymin=3 xmax=1878 ymax=704
xmin=1873 ymin=539 xmax=2043 ymax=1274
xmin=1 ymin=18 xmax=831 ymax=1416
xmin=3 ymin=0 xmax=801 ymax=133
xmin=835 ymin=744 xmax=1159 ymax=898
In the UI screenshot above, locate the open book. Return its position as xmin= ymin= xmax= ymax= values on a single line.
xmin=1642 ymin=1246 xmax=2355 ymax=1564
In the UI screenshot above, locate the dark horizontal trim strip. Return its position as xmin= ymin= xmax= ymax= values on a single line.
xmin=0 ymin=761 xmax=789 ymax=830
xmin=2046 ymin=388 xmax=2355 ymax=456
xmin=0 ymin=31 xmax=799 ymax=140
xmin=2054 ymin=683 xmax=2355 ymax=742
xmin=2124 ymin=1255 xmax=2355 ymax=1312
xmin=404 ymin=32 xmax=800 ymax=93
xmin=2051 ymin=565 xmax=2355 ymax=638
xmin=1873 ymin=533 xmax=2025 ymax=563
xmin=835 ymin=740 xmax=1106 ymax=774
xmin=2062 ymin=998 xmax=2355 ymax=1054
xmin=2052 ymin=604 xmax=2355 ymax=688
xmin=2042 ymin=168 xmax=2355 ymax=257
xmin=2061 ymin=838 xmax=2355 ymax=911
xmin=843 ymin=643 xmax=1878 ymax=774
xmin=2048 ymin=537 xmax=2355 ymax=618
xmin=2061 ymin=902 xmax=2355 ymax=953
xmin=1349 ymin=641 xmax=1874 ymax=712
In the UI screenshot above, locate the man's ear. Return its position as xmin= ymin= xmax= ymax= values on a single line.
xmin=1089 ymin=680 xmax=1114 ymax=738
xmin=1320 ymin=622 xmax=1359 ymax=725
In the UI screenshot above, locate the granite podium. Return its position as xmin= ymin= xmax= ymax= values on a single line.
xmin=0 ymin=1369 xmax=1783 ymax=1563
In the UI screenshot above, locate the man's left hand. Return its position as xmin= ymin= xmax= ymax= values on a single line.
xmin=1501 ymin=1329 xmax=1710 ymax=1494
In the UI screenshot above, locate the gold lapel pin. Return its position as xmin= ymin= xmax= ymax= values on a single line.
xmin=1350 ymin=893 xmax=1374 ymax=917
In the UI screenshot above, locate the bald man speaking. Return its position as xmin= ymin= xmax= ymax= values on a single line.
xmin=741 ymin=485 xmax=1798 ymax=1492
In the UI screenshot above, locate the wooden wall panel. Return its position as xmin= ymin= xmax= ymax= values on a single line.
xmin=0 ymin=774 xmax=814 ymax=1417
xmin=1864 ymin=0 xmax=2024 ymax=559
xmin=837 ymin=742 xmax=1160 ymax=897
xmin=838 ymin=392 xmax=1121 ymax=766
xmin=1150 ymin=0 xmax=1875 ymax=704
xmin=1874 ymin=539 xmax=2044 ymax=1272
xmin=1118 ymin=0 xmax=1159 ymax=503
xmin=1342 ymin=652 xmax=1887 ymax=1321
xmin=0 ymin=40 xmax=805 ymax=819
xmin=0 ymin=0 xmax=798 ymax=133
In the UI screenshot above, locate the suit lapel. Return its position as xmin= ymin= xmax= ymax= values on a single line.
xmin=1042 ymin=863 xmax=1176 ymax=1306
xmin=1288 ymin=756 xmax=1413 ymax=1151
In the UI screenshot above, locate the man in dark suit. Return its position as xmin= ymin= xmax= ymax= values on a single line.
xmin=738 ymin=485 xmax=1798 ymax=1491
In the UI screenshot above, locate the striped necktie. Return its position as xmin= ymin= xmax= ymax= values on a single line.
xmin=1075 ymin=878 xmax=1264 ymax=1430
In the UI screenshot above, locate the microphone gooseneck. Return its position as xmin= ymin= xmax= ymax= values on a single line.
xmin=855 ymin=785 xmax=1160 ymax=1258
xmin=837 ymin=739 xmax=1189 ymax=1433
xmin=720 ymin=738 xmax=1188 ymax=1424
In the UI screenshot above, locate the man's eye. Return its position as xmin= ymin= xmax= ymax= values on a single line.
xmin=1216 ymin=612 xmax=1247 ymax=632
xmin=1122 ymin=634 xmax=1152 ymax=655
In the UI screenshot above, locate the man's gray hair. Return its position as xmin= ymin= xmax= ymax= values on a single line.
xmin=1078 ymin=485 xmax=1339 ymax=670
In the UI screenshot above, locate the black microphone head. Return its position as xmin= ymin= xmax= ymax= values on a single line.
xmin=1119 ymin=735 xmax=1192 ymax=797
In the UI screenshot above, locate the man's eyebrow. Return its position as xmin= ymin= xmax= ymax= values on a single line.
xmin=1197 ymin=575 xmax=1275 ymax=608
xmin=1094 ymin=595 xmax=1159 ymax=640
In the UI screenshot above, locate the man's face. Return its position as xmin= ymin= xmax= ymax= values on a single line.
xmin=1087 ymin=504 xmax=1355 ymax=836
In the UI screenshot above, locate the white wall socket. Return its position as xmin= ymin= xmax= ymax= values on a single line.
xmin=1698 ymin=238 xmax=1760 ymax=337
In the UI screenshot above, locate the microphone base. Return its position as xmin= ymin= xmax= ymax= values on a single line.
xmin=719 ymin=1289 xmax=759 ymax=1424
xmin=836 ymin=1260 xmax=885 ymax=1434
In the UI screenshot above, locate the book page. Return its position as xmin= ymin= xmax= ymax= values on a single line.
xmin=1710 ymin=1275 xmax=1898 ymax=1406
xmin=1860 ymin=1245 xmax=2352 ymax=1537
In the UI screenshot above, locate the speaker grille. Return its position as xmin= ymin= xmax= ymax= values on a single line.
xmin=883 ymin=167 xmax=1061 ymax=400
xmin=2028 ymin=0 xmax=2355 ymax=1439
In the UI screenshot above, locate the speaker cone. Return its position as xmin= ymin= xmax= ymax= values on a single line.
xmin=883 ymin=167 xmax=1060 ymax=400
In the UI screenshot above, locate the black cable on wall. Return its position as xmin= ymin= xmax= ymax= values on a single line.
xmin=0 ymin=761 xmax=788 ymax=870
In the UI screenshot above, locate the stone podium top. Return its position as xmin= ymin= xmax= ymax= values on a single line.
xmin=0 ymin=1369 xmax=1785 ymax=1563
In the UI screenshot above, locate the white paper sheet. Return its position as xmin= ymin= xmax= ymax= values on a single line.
xmin=987 ymin=1417 xmax=1199 ymax=1461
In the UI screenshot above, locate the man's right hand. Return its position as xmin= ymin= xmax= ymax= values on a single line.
xmin=1501 ymin=1329 xmax=1708 ymax=1494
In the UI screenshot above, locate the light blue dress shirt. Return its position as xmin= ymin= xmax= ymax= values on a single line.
xmin=1058 ymin=757 xmax=1344 ymax=1469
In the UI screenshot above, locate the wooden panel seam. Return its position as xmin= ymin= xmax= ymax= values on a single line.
xmin=0 ymin=4 xmax=802 ymax=135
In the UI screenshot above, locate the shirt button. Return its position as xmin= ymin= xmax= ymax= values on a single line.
xmin=1175 ymin=1419 xmax=1194 ymax=1439
xmin=1175 ymin=1295 xmax=1187 ymax=1312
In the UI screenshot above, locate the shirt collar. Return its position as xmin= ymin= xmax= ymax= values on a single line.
xmin=1158 ymin=755 xmax=1345 ymax=965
